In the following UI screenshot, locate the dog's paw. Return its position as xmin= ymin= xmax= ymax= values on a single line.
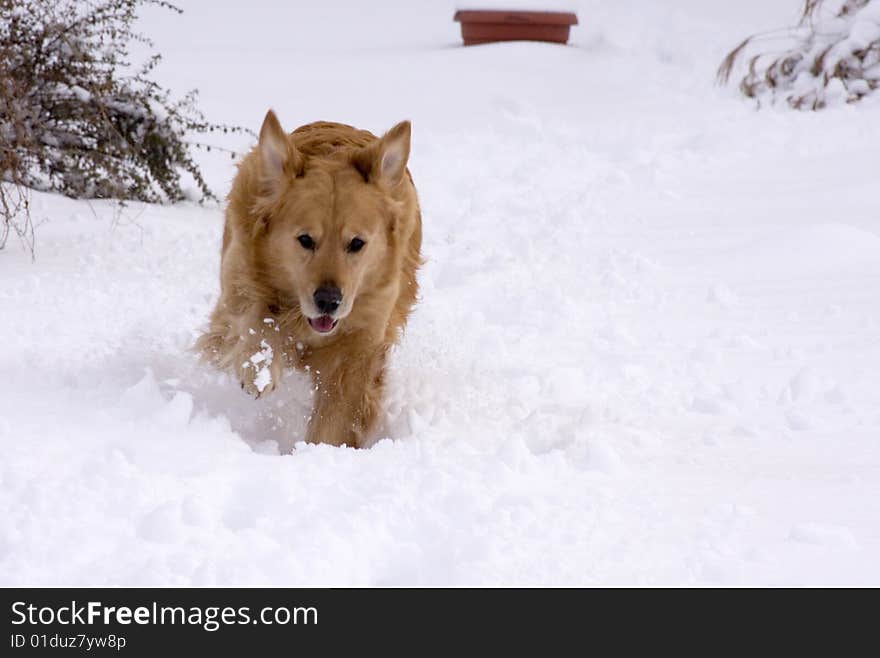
xmin=237 ymin=339 xmax=281 ymax=399
xmin=238 ymin=361 xmax=279 ymax=398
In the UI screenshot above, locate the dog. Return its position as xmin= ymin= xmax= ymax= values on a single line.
xmin=196 ymin=110 xmax=422 ymax=449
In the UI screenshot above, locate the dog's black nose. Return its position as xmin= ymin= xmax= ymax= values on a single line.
xmin=313 ymin=286 xmax=342 ymax=314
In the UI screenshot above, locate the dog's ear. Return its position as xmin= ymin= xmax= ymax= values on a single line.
xmin=258 ymin=109 xmax=303 ymax=183
xmin=377 ymin=120 xmax=411 ymax=186
xmin=352 ymin=120 xmax=411 ymax=188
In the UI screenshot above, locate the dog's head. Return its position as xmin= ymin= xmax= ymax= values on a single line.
xmin=251 ymin=110 xmax=411 ymax=337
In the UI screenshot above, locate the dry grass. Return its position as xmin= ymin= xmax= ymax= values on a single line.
xmin=0 ymin=154 xmax=34 ymax=259
xmin=717 ymin=0 xmax=880 ymax=109
xmin=0 ymin=182 xmax=33 ymax=258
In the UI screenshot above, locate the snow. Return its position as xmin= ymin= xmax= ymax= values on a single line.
xmin=1 ymin=0 xmax=879 ymax=586
xmin=248 ymin=340 xmax=274 ymax=394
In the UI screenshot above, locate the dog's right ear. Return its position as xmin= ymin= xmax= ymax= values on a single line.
xmin=258 ymin=109 xmax=303 ymax=184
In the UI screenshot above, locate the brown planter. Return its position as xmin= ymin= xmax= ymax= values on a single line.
xmin=454 ymin=10 xmax=578 ymax=46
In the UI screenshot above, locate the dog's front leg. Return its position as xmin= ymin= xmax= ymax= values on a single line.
xmin=197 ymin=300 xmax=285 ymax=398
xmin=305 ymin=347 xmax=387 ymax=448
xmin=233 ymin=309 xmax=286 ymax=398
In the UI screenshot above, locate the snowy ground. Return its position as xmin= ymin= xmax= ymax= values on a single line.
xmin=1 ymin=0 xmax=879 ymax=586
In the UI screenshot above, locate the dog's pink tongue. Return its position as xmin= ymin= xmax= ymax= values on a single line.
xmin=309 ymin=315 xmax=335 ymax=333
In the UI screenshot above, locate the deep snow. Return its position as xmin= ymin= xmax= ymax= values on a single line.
xmin=1 ymin=0 xmax=878 ymax=586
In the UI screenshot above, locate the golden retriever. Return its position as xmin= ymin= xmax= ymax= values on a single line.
xmin=196 ymin=110 xmax=421 ymax=449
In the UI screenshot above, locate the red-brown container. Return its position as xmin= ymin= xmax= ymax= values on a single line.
xmin=454 ymin=10 xmax=578 ymax=46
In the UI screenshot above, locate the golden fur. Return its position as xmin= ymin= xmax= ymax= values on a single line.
xmin=196 ymin=110 xmax=421 ymax=449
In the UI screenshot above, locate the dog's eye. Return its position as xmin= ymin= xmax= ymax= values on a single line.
xmin=297 ymin=234 xmax=316 ymax=250
xmin=347 ymin=237 xmax=366 ymax=253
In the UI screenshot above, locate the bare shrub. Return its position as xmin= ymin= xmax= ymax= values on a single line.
xmin=0 ymin=0 xmax=250 ymax=253
xmin=718 ymin=0 xmax=880 ymax=109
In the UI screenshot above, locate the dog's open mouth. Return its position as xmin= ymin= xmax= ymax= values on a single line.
xmin=308 ymin=315 xmax=338 ymax=334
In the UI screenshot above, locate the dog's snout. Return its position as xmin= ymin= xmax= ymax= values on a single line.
xmin=313 ymin=286 xmax=342 ymax=314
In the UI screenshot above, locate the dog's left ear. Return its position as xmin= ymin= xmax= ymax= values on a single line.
xmin=352 ymin=120 xmax=411 ymax=188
